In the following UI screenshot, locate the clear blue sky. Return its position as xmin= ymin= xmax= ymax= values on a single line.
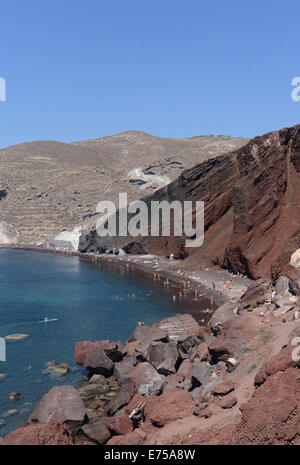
xmin=0 ymin=0 xmax=300 ymax=148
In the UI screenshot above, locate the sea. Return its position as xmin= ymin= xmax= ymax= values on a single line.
xmin=0 ymin=248 xmax=208 ymax=438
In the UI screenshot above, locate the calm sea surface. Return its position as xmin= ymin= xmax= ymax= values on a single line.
xmin=0 ymin=249 xmax=206 ymax=438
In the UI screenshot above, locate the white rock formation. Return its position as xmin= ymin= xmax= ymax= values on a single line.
xmin=50 ymin=226 xmax=83 ymax=250
xmin=0 ymin=222 xmax=18 ymax=244
xmin=128 ymin=168 xmax=171 ymax=191
xmin=290 ymin=249 xmax=300 ymax=268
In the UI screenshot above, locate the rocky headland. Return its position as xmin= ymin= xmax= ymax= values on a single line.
xmin=2 ymin=271 xmax=300 ymax=446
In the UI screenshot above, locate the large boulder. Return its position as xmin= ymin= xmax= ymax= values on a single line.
xmin=105 ymin=383 xmax=136 ymax=416
xmin=102 ymin=415 xmax=133 ymax=435
xmin=211 ymin=380 xmax=235 ymax=396
xmin=28 ymin=386 xmax=86 ymax=434
xmin=136 ymin=340 xmax=179 ymax=375
xmin=129 ymin=325 xmax=168 ymax=344
xmin=154 ymin=314 xmax=202 ymax=342
xmin=75 ymin=340 xmax=122 ymax=376
xmin=143 ymin=388 xmax=195 ymax=427
xmin=275 ymin=276 xmax=292 ymax=296
xmin=128 ymin=362 xmax=164 ymax=396
xmin=81 ymin=420 xmax=111 ymax=444
xmin=290 ymin=249 xmax=300 ymax=268
xmin=241 ymin=279 xmax=272 ymax=304
xmin=208 ymin=301 xmax=239 ymax=332
xmin=191 ymin=361 xmax=212 ymax=387
xmin=113 ymin=356 xmax=137 ymax=382
xmin=177 ymin=334 xmax=204 ymax=360
xmin=287 ymin=269 xmax=300 ymax=295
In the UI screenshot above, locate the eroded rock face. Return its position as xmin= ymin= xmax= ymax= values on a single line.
xmin=28 ymin=386 xmax=86 ymax=434
xmin=1 ymin=419 xmax=73 ymax=445
xmin=80 ymin=125 xmax=300 ymax=280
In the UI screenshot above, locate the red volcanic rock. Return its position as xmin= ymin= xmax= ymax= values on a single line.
xmin=193 ymin=345 xmax=300 ymax=445
xmin=81 ymin=420 xmax=111 ymax=444
xmin=125 ymin=393 xmax=146 ymax=415
xmin=254 ymin=345 xmax=299 ymax=386
xmin=75 ymin=340 xmax=122 ymax=376
xmin=102 ymin=415 xmax=133 ymax=435
xmin=107 ymin=429 xmax=147 ymax=445
xmin=211 ymin=380 xmax=235 ymax=396
xmin=1 ymin=419 xmax=73 ymax=445
xmin=143 ymin=388 xmax=195 ymax=427
xmin=107 ymin=124 xmax=300 ymax=280
xmin=208 ymin=313 xmax=262 ymax=363
xmin=28 ymin=385 xmax=85 ymax=434
xmin=236 ymin=366 xmax=300 ymax=444
xmin=219 ymin=395 xmax=237 ymax=409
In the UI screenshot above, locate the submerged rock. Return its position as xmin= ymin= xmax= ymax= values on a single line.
xmin=5 ymin=334 xmax=29 ymax=342
xmin=9 ymin=392 xmax=21 ymax=402
xmin=0 ymin=374 xmax=7 ymax=383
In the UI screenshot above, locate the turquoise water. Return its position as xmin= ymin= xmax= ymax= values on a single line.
xmin=0 ymin=249 xmax=206 ymax=438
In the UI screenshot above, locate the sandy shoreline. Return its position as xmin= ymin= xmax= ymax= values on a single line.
xmin=1 ymin=245 xmax=251 ymax=316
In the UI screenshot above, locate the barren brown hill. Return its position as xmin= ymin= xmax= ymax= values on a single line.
xmin=79 ymin=125 xmax=300 ymax=280
xmin=0 ymin=131 xmax=248 ymax=244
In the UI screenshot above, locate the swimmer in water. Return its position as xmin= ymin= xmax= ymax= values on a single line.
xmin=39 ymin=317 xmax=58 ymax=323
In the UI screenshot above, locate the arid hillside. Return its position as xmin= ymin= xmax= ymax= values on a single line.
xmin=0 ymin=131 xmax=248 ymax=243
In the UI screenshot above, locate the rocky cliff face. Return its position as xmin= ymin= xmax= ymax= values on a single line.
xmin=79 ymin=125 xmax=300 ymax=279
xmin=222 ymin=125 xmax=300 ymax=279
